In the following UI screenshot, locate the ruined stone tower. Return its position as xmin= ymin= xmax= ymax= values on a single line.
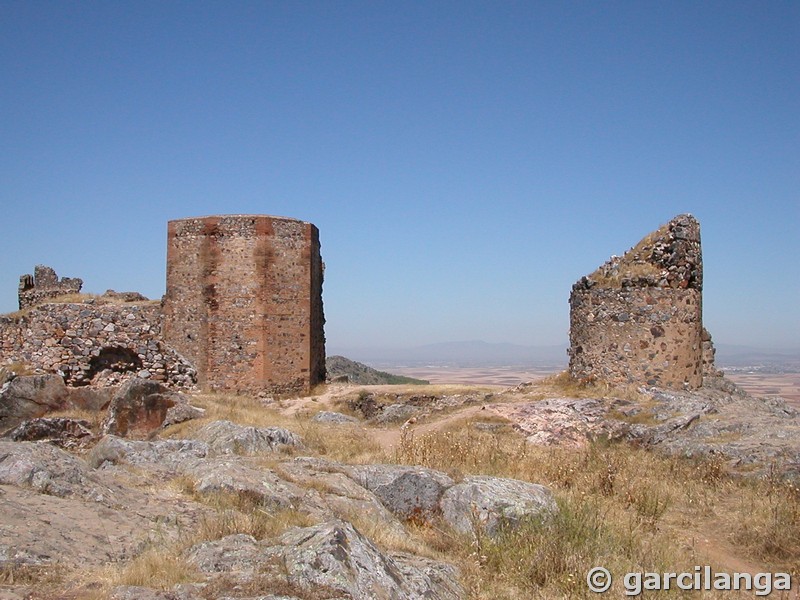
xmin=568 ymin=214 xmax=711 ymax=390
xmin=162 ymin=215 xmax=326 ymax=394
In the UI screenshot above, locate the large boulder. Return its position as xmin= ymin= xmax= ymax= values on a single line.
xmin=345 ymin=464 xmax=454 ymax=522
xmin=192 ymin=420 xmax=302 ymax=455
xmin=0 ymin=375 xmax=69 ymax=434
xmin=101 ymin=378 xmax=179 ymax=437
xmin=440 ymin=475 xmax=557 ymax=538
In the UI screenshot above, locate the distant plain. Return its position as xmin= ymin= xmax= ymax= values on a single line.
xmin=386 ymin=365 xmax=800 ymax=405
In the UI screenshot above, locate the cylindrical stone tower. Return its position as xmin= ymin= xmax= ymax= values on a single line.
xmin=568 ymin=214 xmax=705 ymax=389
xmin=162 ymin=215 xmax=325 ymax=394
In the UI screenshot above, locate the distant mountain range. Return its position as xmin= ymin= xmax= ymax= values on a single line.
xmin=328 ymin=340 xmax=568 ymax=368
xmin=328 ymin=340 xmax=800 ymax=371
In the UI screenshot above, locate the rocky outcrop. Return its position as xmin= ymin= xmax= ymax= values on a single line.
xmin=346 ymin=464 xmax=454 ymax=521
xmin=4 ymin=417 xmax=93 ymax=448
xmin=310 ymin=410 xmax=359 ymax=424
xmin=101 ymin=378 xmax=182 ymax=436
xmin=440 ymin=475 xmax=557 ymax=537
xmin=186 ymin=458 xmax=306 ymax=509
xmin=192 ymin=420 xmax=303 ymax=455
xmin=0 ymin=440 xmax=111 ymax=501
xmin=0 ymin=374 xmax=69 ymax=434
xmin=279 ymin=520 xmax=462 ymax=599
xmin=491 ymin=398 xmax=630 ymax=448
xmin=88 ymin=435 xmax=210 ymax=473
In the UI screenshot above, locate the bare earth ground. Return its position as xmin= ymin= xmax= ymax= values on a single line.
xmin=725 ymin=372 xmax=800 ymax=406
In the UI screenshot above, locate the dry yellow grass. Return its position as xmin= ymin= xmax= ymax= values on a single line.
xmin=386 ymin=421 xmax=800 ymax=598
xmin=9 ymin=385 xmax=800 ymax=599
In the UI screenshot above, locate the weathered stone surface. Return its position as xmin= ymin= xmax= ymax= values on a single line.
xmin=186 ymin=458 xmax=306 ymax=509
xmin=5 ymin=417 xmax=93 ymax=448
xmin=345 ymin=464 xmax=454 ymax=521
xmin=65 ymin=385 xmax=115 ymax=411
xmin=102 ymin=378 xmax=178 ymax=436
xmin=440 ymin=475 xmax=557 ymax=537
xmin=280 ymin=519 xmax=462 ymax=599
xmin=623 ymin=377 xmax=800 ymax=476
xmin=279 ymin=458 xmax=407 ymax=536
xmin=0 ymin=374 xmax=69 ymax=434
xmin=373 ymin=403 xmax=420 ymax=425
xmin=390 ymin=552 xmax=464 ymax=600
xmin=186 ymin=534 xmax=272 ymax=576
xmin=0 ymin=441 xmax=109 ymax=501
xmin=162 ymin=402 xmax=206 ymax=428
xmin=0 ymin=485 xmax=177 ymax=570
xmin=193 ymin=420 xmax=302 ymax=455
xmin=491 ymin=398 xmax=629 ymax=448
xmin=311 ymin=410 xmax=359 ymax=424
xmin=88 ymin=435 xmax=209 ymax=472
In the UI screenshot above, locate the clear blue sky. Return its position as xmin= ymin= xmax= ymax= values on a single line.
xmin=1 ymin=1 xmax=797 ymax=351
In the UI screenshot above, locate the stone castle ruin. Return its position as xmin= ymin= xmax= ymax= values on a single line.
xmin=18 ymin=265 xmax=83 ymax=310
xmin=162 ymin=215 xmax=326 ymax=393
xmin=0 ymin=214 xmax=326 ymax=394
xmin=568 ymin=213 xmax=718 ymax=390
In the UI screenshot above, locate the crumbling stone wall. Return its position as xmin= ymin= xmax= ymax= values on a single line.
xmin=0 ymin=302 xmax=196 ymax=388
xmin=18 ymin=265 xmax=83 ymax=310
xmin=162 ymin=215 xmax=326 ymax=394
xmin=568 ymin=214 xmax=713 ymax=389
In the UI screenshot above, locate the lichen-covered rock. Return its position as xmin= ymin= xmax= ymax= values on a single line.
xmin=491 ymin=398 xmax=630 ymax=448
xmin=345 ymin=464 xmax=454 ymax=522
xmin=5 ymin=417 xmax=93 ymax=448
xmin=279 ymin=457 xmax=407 ymax=536
xmin=440 ymin=475 xmax=557 ymax=537
xmin=390 ymin=552 xmax=464 ymax=600
xmin=88 ymin=435 xmax=209 ymax=472
xmin=186 ymin=534 xmax=273 ymax=576
xmin=192 ymin=420 xmax=302 ymax=455
xmin=186 ymin=458 xmax=306 ymax=509
xmin=311 ymin=410 xmax=358 ymax=425
xmin=101 ymin=378 xmax=179 ymax=436
xmin=109 ymin=586 xmax=203 ymax=600
xmin=0 ymin=374 xmax=69 ymax=434
xmin=280 ymin=519 xmax=462 ymax=599
xmin=0 ymin=440 xmax=108 ymax=501
xmin=373 ymin=403 xmax=420 ymax=425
